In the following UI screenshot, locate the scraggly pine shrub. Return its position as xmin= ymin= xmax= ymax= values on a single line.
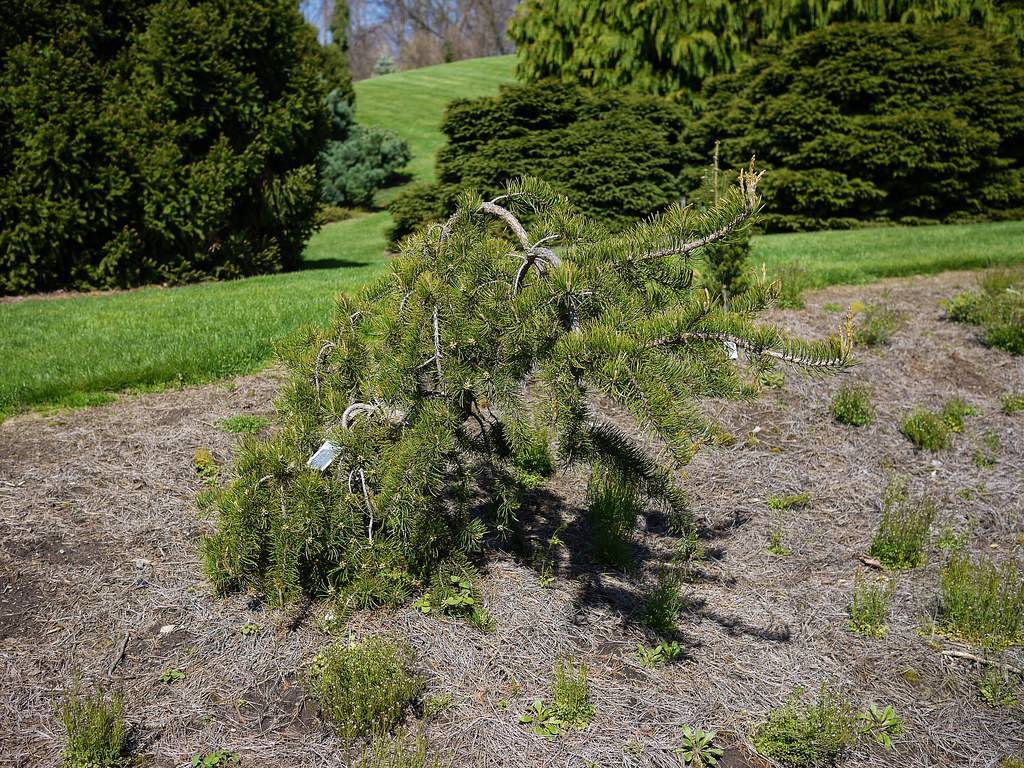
xmin=0 ymin=0 xmax=329 ymax=294
xmin=683 ymin=23 xmax=1024 ymax=232
xmin=201 ymin=170 xmax=851 ymax=609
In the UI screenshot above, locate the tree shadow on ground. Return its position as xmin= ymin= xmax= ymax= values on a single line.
xmin=488 ymin=484 xmax=789 ymax=649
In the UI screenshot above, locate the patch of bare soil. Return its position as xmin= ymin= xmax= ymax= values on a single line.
xmin=1 ymin=271 xmax=1022 ymax=767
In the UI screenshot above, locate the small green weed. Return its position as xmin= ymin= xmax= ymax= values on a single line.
xmin=534 ymin=523 xmax=567 ymax=589
xmin=767 ymin=510 xmax=791 ymax=557
xmin=306 ymin=637 xmax=424 ymax=741
xmin=937 ymin=525 xmax=969 ymax=553
xmin=635 ymin=640 xmax=684 ymax=668
xmin=193 ymin=447 xmax=219 ymax=483
xmin=752 ymin=684 xmax=858 ymax=767
xmin=240 ymin=622 xmax=259 ymax=636
xmin=676 ymin=725 xmax=724 ymax=767
xmin=587 ymin=465 xmax=640 ymax=570
xmin=356 ymin=731 xmax=446 ymax=768
xmin=940 ymin=397 xmax=978 ymax=433
xmin=849 ymin=572 xmax=893 ymax=638
xmin=768 ymin=492 xmax=811 ymax=511
xmin=979 ymin=667 xmax=1021 ymax=709
xmin=856 ymin=703 xmax=903 ymax=750
xmin=973 ymin=430 xmax=1001 ymax=468
xmin=414 ymin=566 xmax=493 ymax=631
xmin=642 ymin=571 xmax=683 ymax=637
xmin=831 ymin=384 xmax=875 ymax=427
xmin=1001 ymin=392 xmax=1024 ymax=414
xmin=191 ymin=752 xmax=240 ymax=768
xmin=900 ymin=408 xmax=950 ymax=451
xmin=59 ymin=684 xmax=128 ymax=768
xmin=159 ymin=668 xmax=185 ymax=684
xmin=869 ymin=476 xmax=935 ymax=570
xmin=673 ymin=529 xmax=706 ymax=582
xmin=552 ymin=659 xmax=595 ymax=729
xmin=945 ymin=266 xmax=1024 ymax=355
xmin=519 ymin=699 xmax=563 ymax=739
xmin=219 ymin=415 xmax=270 ymax=434
xmin=854 ymin=299 xmax=904 ymax=346
xmin=421 ymin=693 xmax=454 ymax=719
xmin=940 ymin=554 xmax=1024 ymax=649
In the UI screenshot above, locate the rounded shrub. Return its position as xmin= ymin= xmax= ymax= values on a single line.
xmin=0 ymin=0 xmax=329 ymax=295
xmin=320 ymin=90 xmax=410 ymax=208
xmin=682 ymin=22 xmax=1024 ymax=232
xmin=387 ymin=82 xmax=689 ymax=244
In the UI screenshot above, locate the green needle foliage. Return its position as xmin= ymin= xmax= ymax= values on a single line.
xmin=59 ymin=684 xmax=128 ymax=768
xmin=201 ymin=171 xmax=851 ymax=608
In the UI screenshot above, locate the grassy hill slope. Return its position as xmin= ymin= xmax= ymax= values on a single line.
xmin=355 ymin=56 xmax=516 ymax=185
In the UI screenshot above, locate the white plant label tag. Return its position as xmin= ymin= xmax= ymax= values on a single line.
xmin=724 ymin=341 xmax=739 ymax=360
xmin=307 ymin=440 xmax=342 ymax=471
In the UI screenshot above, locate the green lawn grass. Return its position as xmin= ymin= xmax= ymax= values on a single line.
xmin=0 ymin=213 xmax=392 ymax=420
xmin=751 ymin=220 xmax=1024 ymax=288
xmin=354 ymin=55 xmax=516 ymax=187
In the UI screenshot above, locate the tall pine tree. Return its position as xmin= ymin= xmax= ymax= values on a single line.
xmin=201 ymin=168 xmax=852 ymax=607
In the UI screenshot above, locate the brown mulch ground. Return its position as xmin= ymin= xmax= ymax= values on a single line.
xmin=1 ymin=270 xmax=1022 ymax=767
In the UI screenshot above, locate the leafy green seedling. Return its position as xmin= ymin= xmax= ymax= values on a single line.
xmin=519 ymin=699 xmax=564 ymax=739
xmin=676 ymin=725 xmax=724 ymax=766
xmin=159 ymin=668 xmax=185 ymax=684
xmin=857 ymin=703 xmax=903 ymax=749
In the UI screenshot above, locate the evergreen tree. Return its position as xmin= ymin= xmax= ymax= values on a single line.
xmin=374 ymin=53 xmax=396 ymax=76
xmin=507 ymin=0 xmax=1024 ymax=98
xmin=201 ymin=168 xmax=852 ymax=607
xmin=320 ymin=0 xmax=355 ymax=102
xmin=320 ymin=89 xmax=411 ymax=207
xmin=0 ymin=0 xmax=328 ymax=295
xmin=682 ymin=22 xmax=1024 ymax=231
